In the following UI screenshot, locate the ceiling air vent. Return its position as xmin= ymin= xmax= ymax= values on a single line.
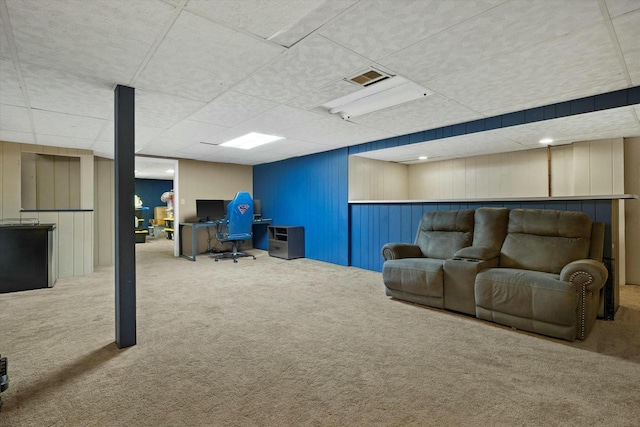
xmin=348 ymin=68 xmax=393 ymax=87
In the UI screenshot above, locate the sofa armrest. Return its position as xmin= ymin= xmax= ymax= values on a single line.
xmin=381 ymin=243 xmax=423 ymax=261
xmin=453 ymin=246 xmax=499 ymax=261
xmin=560 ymin=259 xmax=609 ymax=292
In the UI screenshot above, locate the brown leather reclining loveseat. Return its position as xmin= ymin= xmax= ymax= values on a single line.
xmin=382 ymin=208 xmax=608 ymax=341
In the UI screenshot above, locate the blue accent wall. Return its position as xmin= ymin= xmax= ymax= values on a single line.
xmin=253 ymin=148 xmax=349 ymax=266
xmin=135 ymin=179 xmax=173 ymax=226
xmin=350 ymin=200 xmax=613 ymax=272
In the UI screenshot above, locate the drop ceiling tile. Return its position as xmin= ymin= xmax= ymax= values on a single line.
xmin=186 ymin=0 xmax=325 ymax=40
xmin=491 ymin=107 xmax=640 ymax=145
xmin=6 ymin=0 xmax=176 ymax=83
xmin=612 ymin=10 xmax=640 ymax=85
xmin=290 ymin=120 xmax=396 ymax=147
xmin=163 ymin=120 xmax=230 ymax=142
xmin=21 ymin=63 xmax=114 ymax=118
xmin=426 ymin=23 xmax=627 ymax=116
xmin=362 ymin=131 xmax=524 ymax=163
xmin=0 ymin=104 xmax=31 ymax=132
xmin=89 ymin=140 xmax=114 ymax=158
xmin=200 ymin=105 xmax=309 ymax=145
xmin=268 ymin=0 xmax=357 ymax=47
xmin=32 ymin=110 xmax=105 ymax=140
xmin=0 ymin=129 xmax=34 ymax=144
xmin=134 ymin=157 xmax=176 ymax=180
xmin=231 ymin=151 xmax=285 ymax=165
xmin=136 ymin=90 xmax=206 ymax=129
xmin=416 ymin=132 xmax=523 ymax=160
xmin=243 ymin=105 xmax=397 ymax=146
xmin=286 ymin=80 xmax=360 ymax=110
xmin=193 ymin=152 xmax=246 ymax=164
xmin=232 ymin=34 xmax=370 ymax=103
xmin=0 ymin=19 xmax=11 ymax=59
xmin=605 ymin=0 xmax=640 ymax=17
xmin=176 ymin=142 xmax=225 ymax=157
xmin=237 ymin=135 xmax=326 ymax=156
xmin=460 ymin=143 xmax=531 ymax=159
xmin=349 ymin=94 xmax=483 ymax=135
xmin=382 ymin=0 xmax=603 ymax=84
xmin=37 ymin=134 xmax=95 ymax=150
xmin=0 ymin=58 xmax=26 ymax=106
xmin=95 ymin=121 xmax=166 ymax=148
xmin=188 ymin=91 xmax=279 ymax=127
xmin=273 ymin=139 xmax=335 ymax=156
xmin=139 ymin=136 xmax=193 ymax=156
xmin=136 ymin=127 xmax=167 ymax=151
xmin=318 ymin=0 xmax=503 ymax=60
xmin=136 ymin=10 xmax=283 ymax=102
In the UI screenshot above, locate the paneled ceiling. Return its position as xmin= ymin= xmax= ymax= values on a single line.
xmin=1 ymin=0 xmax=639 ymax=174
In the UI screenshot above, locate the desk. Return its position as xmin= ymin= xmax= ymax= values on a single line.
xmin=179 ymin=219 xmax=271 ymax=261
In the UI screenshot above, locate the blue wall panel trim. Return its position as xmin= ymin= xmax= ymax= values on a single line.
xmin=466 ymin=119 xmax=485 ymax=133
xmin=253 ymin=148 xmax=349 ymax=266
xmin=524 ymin=107 xmax=544 ymax=123
xmin=409 ymin=132 xmax=424 ymax=143
xmin=134 ymin=178 xmax=173 ymax=226
xmin=350 ymin=201 xmax=611 ymax=272
xmin=502 ymin=111 xmax=524 ymax=127
xmin=348 ymin=86 xmax=640 ymax=154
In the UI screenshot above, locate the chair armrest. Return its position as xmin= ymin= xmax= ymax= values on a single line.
xmin=454 ymin=246 xmax=499 ymax=261
xmin=560 ymin=259 xmax=609 ymax=292
xmin=381 ymin=243 xmax=423 ymax=261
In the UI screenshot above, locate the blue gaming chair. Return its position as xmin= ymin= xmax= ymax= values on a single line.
xmin=212 ymin=191 xmax=256 ymax=263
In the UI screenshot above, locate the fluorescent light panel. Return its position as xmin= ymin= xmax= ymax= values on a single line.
xmin=220 ymin=132 xmax=284 ymax=149
xmin=322 ymin=76 xmax=431 ymax=119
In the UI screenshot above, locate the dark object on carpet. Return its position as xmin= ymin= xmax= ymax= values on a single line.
xmin=0 ymin=355 xmax=8 ymax=411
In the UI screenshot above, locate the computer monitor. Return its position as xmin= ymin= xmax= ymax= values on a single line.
xmin=196 ymin=199 xmax=226 ymax=222
xmin=253 ymin=199 xmax=261 ymax=217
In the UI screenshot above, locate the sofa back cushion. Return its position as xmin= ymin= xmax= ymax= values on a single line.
xmin=500 ymin=209 xmax=592 ymax=274
xmin=415 ymin=210 xmax=474 ymax=259
xmin=473 ymin=207 xmax=509 ymax=251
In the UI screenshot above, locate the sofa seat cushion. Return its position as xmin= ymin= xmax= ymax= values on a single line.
xmin=475 ymin=268 xmax=578 ymax=327
xmin=383 ymin=258 xmax=445 ymax=300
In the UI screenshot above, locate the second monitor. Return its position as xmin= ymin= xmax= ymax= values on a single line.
xmin=196 ymin=199 xmax=226 ymax=222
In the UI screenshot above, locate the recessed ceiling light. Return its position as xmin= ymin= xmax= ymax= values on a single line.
xmin=166 ymin=169 xmax=174 ymax=173
xmin=539 ymin=138 xmax=553 ymax=144
xmin=220 ymin=132 xmax=284 ymax=149
xmin=418 ymin=156 xmax=428 ymax=160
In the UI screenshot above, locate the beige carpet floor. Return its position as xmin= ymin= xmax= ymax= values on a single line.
xmin=1 ymin=237 xmax=639 ymax=426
